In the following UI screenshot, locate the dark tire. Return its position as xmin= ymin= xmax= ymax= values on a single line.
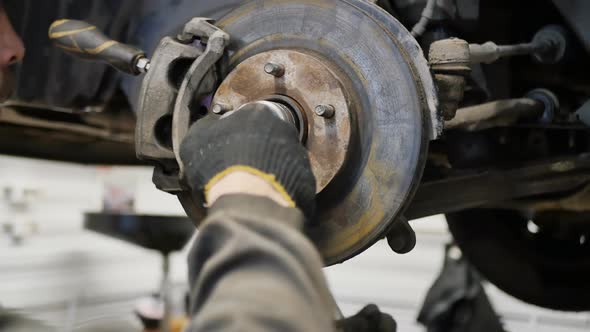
xmin=446 ymin=209 xmax=590 ymax=311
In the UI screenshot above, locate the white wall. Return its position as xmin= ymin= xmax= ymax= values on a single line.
xmin=0 ymin=156 xmax=589 ymax=332
xmin=0 ymin=156 xmax=185 ymax=235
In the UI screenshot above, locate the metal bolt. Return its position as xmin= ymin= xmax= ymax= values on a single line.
xmin=264 ymin=62 xmax=285 ymax=77
xmin=314 ymin=104 xmax=335 ymax=118
xmin=135 ymin=57 xmax=151 ymax=73
xmin=212 ymin=103 xmax=232 ymax=115
xmin=448 ymin=245 xmax=463 ymax=260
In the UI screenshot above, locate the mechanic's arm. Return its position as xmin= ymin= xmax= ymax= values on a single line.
xmin=179 ymin=108 xmax=337 ymax=332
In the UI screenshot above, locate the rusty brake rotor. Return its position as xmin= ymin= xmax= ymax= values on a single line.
xmin=177 ymin=0 xmax=437 ymax=265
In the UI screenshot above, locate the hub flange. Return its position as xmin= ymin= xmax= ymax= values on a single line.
xmin=212 ymin=49 xmax=352 ymax=192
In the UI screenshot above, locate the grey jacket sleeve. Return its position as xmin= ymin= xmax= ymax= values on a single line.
xmin=185 ymin=194 xmax=337 ymax=332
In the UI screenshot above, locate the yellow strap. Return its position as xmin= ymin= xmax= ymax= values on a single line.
xmin=49 ymin=25 xmax=96 ymax=39
xmin=204 ymin=165 xmax=296 ymax=208
xmin=49 ymin=19 xmax=70 ymax=29
xmin=84 ymin=40 xmax=118 ymax=54
xmin=55 ymin=39 xmax=117 ymax=55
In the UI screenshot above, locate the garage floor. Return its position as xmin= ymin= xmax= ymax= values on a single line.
xmin=0 ymin=156 xmax=589 ymax=331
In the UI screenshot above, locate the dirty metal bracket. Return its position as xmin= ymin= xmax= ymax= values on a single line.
xmin=135 ymin=18 xmax=229 ymax=192
xmin=136 ymin=37 xmax=202 ymax=170
xmin=171 ymin=18 xmax=229 ymax=176
xmin=407 ymin=154 xmax=590 ymax=219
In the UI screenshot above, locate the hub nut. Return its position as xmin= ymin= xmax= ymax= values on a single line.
xmin=314 ymin=104 xmax=335 ymax=118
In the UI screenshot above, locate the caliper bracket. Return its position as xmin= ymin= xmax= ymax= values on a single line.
xmin=135 ymin=18 xmax=229 ymax=192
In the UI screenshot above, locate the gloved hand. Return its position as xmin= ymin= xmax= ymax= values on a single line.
xmin=179 ymin=106 xmax=316 ymax=218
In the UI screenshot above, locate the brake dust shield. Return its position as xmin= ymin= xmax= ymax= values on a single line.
xmin=179 ymin=0 xmax=434 ymax=265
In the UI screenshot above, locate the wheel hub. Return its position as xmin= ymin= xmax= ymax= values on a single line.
xmin=212 ymin=49 xmax=352 ymax=192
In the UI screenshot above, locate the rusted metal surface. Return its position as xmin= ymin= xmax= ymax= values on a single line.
xmin=0 ymin=106 xmax=139 ymax=164
xmin=407 ymin=154 xmax=590 ymax=219
xmin=445 ymin=98 xmax=544 ymax=131
xmin=136 ymin=36 xmax=201 ymax=166
xmin=171 ymin=18 xmax=229 ymax=176
xmin=136 ymin=0 xmax=436 ymax=265
xmin=212 ymin=49 xmax=352 ymax=192
xmin=211 ymin=0 xmax=430 ymax=265
xmin=349 ymin=0 xmax=441 ymax=139
xmin=428 ymin=38 xmax=470 ymax=120
xmin=0 ymin=107 xmax=133 ymax=143
xmin=498 ymin=183 xmax=590 ymax=212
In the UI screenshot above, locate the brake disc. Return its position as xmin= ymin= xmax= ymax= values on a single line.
xmin=177 ymin=0 xmax=437 ymax=265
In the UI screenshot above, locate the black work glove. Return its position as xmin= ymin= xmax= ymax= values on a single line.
xmin=337 ymin=304 xmax=397 ymax=332
xmin=179 ymin=107 xmax=316 ymax=219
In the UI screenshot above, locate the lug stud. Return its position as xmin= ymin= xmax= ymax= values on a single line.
xmin=314 ymin=104 xmax=335 ymax=118
xmin=212 ymin=103 xmax=232 ymax=115
xmin=264 ymin=62 xmax=285 ymax=77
